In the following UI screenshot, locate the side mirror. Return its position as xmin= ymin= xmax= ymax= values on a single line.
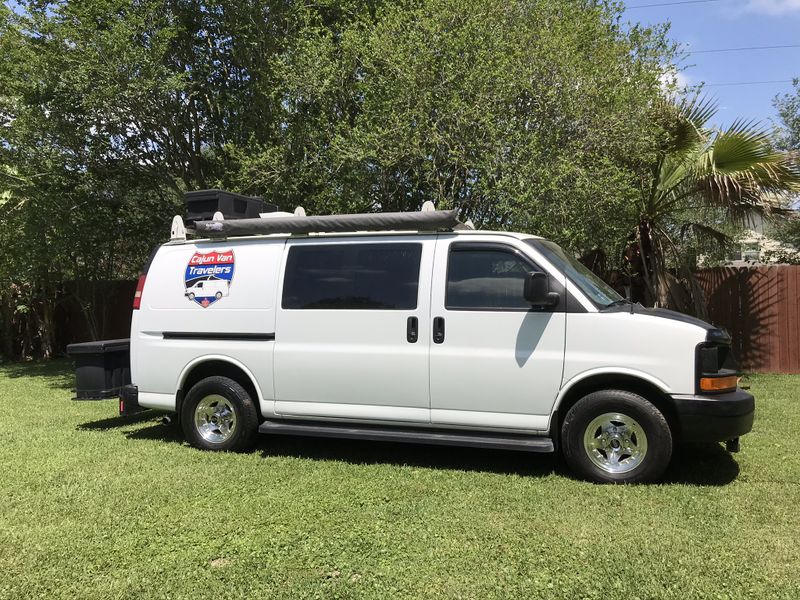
xmin=523 ymin=271 xmax=560 ymax=308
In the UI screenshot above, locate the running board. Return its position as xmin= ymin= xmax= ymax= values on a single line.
xmin=258 ymin=419 xmax=554 ymax=453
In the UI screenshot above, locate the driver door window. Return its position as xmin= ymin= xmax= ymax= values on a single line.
xmin=446 ymin=247 xmax=537 ymax=310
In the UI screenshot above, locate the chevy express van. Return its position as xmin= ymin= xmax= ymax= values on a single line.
xmin=120 ymin=207 xmax=754 ymax=483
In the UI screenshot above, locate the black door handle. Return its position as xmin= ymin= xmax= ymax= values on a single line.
xmin=433 ymin=317 xmax=445 ymax=344
xmin=407 ymin=316 xmax=418 ymax=343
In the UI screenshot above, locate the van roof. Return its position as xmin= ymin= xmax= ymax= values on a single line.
xmin=167 ymin=206 xmax=544 ymax=245
xmin=164 ymin=228 xmax=542 ymax=246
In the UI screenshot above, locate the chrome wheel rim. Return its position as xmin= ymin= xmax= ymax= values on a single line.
xmin=583 ymin=412 xmax=648 ymax=474
xmin=194 ymin=394 xmax=237 ymax=444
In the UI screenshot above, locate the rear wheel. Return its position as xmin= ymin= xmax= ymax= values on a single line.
xmin=181 ymin=376 xmax=258 ymax=452
xmin=561 ymin=390 xmax=672 ymax=483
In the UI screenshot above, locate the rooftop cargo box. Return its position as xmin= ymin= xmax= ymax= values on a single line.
xmin=184 ymin=189 xmax=276 ymax=226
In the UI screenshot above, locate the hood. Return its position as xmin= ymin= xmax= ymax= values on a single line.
xmin=602 ymin=303 xmax=730 ymax=343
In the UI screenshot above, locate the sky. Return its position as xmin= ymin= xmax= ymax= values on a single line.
xmin=623 ymin=0 xmax=800 ymax=129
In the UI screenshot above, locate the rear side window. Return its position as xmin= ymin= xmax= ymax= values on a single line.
xmin=282 ymin=243 xmax=422 ymax=310
xmin=446 ymin=246 xmax=534 ymax=310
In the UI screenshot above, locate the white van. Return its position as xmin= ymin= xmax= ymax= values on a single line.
xmin=185 ymin=277 xmax=230 ymax=301
xmin=120 ymin=207 xmax=754 ymax=483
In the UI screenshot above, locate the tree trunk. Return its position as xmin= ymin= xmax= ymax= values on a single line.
xmin=73 ymin=281 xmax=100 ymax=341
xmin=36 ymin=297 xmax=56 ymax=358
xmin=637 ymin=219 xmax=672 ymax=308
xmin=636 ymin=220 xmax=657 ymax=307
xmin=0 ymin=291 xmax=14 ymax=359
xmin=21 ymin=308 xmax=33 ymax=360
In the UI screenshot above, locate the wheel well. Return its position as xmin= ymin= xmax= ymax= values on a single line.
xmin=555 ymin=374 xmax=678 ymax=437
xmin=179 ymin=360 xmax=260 ymax=418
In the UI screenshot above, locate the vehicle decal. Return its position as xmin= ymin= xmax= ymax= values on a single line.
xmin=184 ymin=249 xmax=235 ymax=307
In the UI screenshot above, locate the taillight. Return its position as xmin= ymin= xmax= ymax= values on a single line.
xmin=133 ymin=274 xmax=146 ymax=310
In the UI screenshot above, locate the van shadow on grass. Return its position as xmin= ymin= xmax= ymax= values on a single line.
xmin=79 ymin=412 xmax=557 ymax=477
xmin=254 ymin=437 xmax=740 ymax=485
xmin=0 ymin=358 xmax=73 ymax=390
xmin=257 ymin=435 xmax=559 ymax=478
xmin=78 ymin=410 xmax=186 ymax=444
xmin=663 ymin=442 xmax=740 ymax=486
xmin=78 ymin=412 xmax=741 ymax=484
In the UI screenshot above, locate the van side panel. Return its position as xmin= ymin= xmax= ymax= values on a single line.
xmin=130 ymin=239 xmax=284 ymax=413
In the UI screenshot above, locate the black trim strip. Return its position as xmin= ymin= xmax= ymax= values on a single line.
xmin=163 ymin=332 xmax=275 ymax=341
xmin=259 ymin=419 xmax=555 ymax=453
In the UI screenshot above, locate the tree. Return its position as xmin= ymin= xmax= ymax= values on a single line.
xmin=0 ymin=0 xmax=188 ymax=356
xmin=231 ymin=0 xmax=674 ymax=257
xmin=774 ymin=78 xmax=800 ymax=152
xmin=1 ymin=0 xmax=677 ymax=358
xmin=632 ymin=96 xmax=800 ymax=312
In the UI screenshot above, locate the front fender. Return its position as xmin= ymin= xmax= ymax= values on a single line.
xmin=553 ymin=367 xmax=672 ymax=414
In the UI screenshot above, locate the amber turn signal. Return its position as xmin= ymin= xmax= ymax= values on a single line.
xmin=700 ymin=375 xmax=739 ymax=392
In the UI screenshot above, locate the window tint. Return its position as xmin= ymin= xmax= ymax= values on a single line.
xmin=283 ymin=243 xmax=422 ymax=310
xmin=446 ymin=247 xmax=534 ymax=310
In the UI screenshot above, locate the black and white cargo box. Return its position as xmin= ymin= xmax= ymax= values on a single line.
xmin=184 ymin=189 xmax=277 ymax=226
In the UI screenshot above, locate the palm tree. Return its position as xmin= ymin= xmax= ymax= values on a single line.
xmin=633 ymin=96 xmax=800 ymax=312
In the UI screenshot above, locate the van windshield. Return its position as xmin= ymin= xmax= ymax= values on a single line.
xmin=526 ymin=239 xmax=622 ymax=308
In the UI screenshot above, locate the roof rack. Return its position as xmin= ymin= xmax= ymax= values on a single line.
xmin=170 ymin=201 xmax=471 ymax=241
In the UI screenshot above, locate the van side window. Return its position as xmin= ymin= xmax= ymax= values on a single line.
xmin=446 ymin=246 xmax=535 ymax=310
xmin=282 ymin=243 xmax=422 ymax=310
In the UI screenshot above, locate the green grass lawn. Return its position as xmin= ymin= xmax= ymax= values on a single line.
xmin=1 ymin=360 xmax=798 ymax=599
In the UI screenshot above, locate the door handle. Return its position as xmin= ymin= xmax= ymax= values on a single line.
xmin=433 ymin=317 xmax=445 ymax=344
xmin=407 ymin=316 xmax=418 ymax=343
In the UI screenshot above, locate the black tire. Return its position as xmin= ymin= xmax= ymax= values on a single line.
xmin=561 ymin=390 xmax=672 ymax=484
xmin=181 ymin=376 xmax=258 ymax=452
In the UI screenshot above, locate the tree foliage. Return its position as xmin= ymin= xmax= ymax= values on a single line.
xmin=774 ymin=77 xmax=800 ymax=152
xmin=232 ymin=0 xmax=673 ymax=256
xmin=631 ymin=96 xmax=800 ymax=314
xmin=0 ymin=0 xmax=675 ymax=357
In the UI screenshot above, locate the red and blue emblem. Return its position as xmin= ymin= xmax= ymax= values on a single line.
xmin=184 ymin=250 xmax=235 ymax=307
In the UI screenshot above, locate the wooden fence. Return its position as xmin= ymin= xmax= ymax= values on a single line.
xmin=696 ymin=266 xmax=800 ymax=374
xmin=53 ymin=267 xmax=800 ymax=373
xmin=54 ymin=280 xmax=138 ymax=351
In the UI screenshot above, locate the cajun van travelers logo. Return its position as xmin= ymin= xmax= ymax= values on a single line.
xmin=184 ymin=250 xmax=235 ymax=307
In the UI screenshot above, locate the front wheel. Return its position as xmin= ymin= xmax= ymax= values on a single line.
xmin=561 ymin=390 xmax=672 ymax=484
xmin=181 ymin=376 xmax=258 ymax=452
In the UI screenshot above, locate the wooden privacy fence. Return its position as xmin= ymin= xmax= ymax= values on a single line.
xmin=54 ymin=281 xmax=137 ymax=352
xmin=696 ymin=266 xmax=800 ymax=374
xmin=52 ymin=268 xmax=800 ymax=373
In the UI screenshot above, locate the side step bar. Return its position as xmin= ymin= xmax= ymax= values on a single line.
xmin=258 ymin=419 xmax=554 ymax=453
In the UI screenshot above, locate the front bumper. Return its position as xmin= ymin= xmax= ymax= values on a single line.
xmin=670 ymin=389 xmax=755 ymax=442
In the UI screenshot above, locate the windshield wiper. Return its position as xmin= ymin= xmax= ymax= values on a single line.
xmin=603 ymin=298 xmax=642 ymax=314
xmin=604 ymin=299 xmax=631 ymax=309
